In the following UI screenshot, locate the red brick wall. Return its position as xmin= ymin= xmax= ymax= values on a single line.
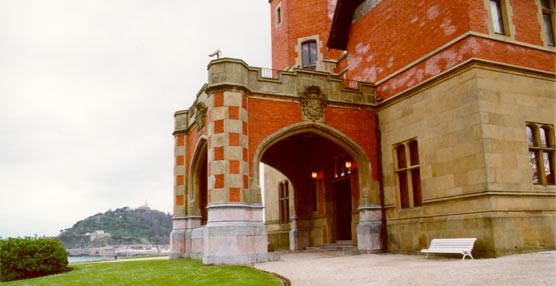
xmin=510 ymin=0 xmax=544 ymax=45
xmin=248 ymin=98 xmax=301 ymax=175
xmin=343 ymin=0 xmax=554 ymax=98
xmin=325 ymin=107 xmax=379 ymax=180
xmin=345 ymin=0 xmax=473 ymax=82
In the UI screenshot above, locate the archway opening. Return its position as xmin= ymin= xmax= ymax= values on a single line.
xmin=191 ymin=140 xmax=208 ymax=225
xmin=261 ymin=131 xmax=359 ymax=250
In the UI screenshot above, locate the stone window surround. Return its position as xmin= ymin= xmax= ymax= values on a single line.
xmin=295 ymin=35 xmax=322 ymax=70
xmin=484 ymin=0 xmax=516 ymax=41
xmin=278 ymin=180 xmax=290 ymax=224
xmin=393 ymin=138 xmax=422 ymax=209
xmin=275 ymin=2 xmax=282 ymax=27
xmin=526 ymin=122 xmax=556 ymax=186
xmin=537 ymin=0 xmax=556 ymax=47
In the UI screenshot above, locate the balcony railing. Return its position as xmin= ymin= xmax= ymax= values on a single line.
xmin=259 ymin=67 xmax=365 ymax=91
xmin=343 ymin=78 xmax=359 ymax=89
xmin=261 ymin=68 xmax=279 ymax=79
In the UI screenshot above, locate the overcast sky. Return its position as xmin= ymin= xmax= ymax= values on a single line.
xmin=0 ymin=0 xmax=271 ymax=238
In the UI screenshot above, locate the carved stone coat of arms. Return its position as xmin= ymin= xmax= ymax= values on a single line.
xmin=299 ymin=85 xmax=327 ymax=122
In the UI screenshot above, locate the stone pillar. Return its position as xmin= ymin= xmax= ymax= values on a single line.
xmin=289 ymin=217 xmax=310 ymax=251
xmin=170 ymin=111 xmax=188 ymax=258
xmin=203 ymin=89 xmax=268 ymax=265
xmin=357 ymin=205 xmax=382 ymax=253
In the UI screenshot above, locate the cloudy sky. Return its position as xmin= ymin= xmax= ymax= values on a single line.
xmin=0 ymin=0 xmax=271 ymax=238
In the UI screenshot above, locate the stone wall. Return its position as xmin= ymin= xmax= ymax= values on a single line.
xmin=379 ymin=62 xmax=556 ymax=256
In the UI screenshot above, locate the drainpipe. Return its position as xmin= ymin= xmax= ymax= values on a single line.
xmin=375 ymin=112 xmax=388 ymax=252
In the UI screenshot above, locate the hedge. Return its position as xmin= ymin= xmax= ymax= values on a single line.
xmin=0 ymin=237 xmax=69 ymax=282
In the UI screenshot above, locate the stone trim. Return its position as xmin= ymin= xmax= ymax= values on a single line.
xmin=376 ymin=58 xmax=556 ymax=111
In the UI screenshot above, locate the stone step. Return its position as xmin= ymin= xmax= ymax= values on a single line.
xmin=304 ymin=241 xmax=359 ymax=255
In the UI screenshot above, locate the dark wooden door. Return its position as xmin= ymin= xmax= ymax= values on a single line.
xmin=335 ymin=180 xmax=352 ymax=241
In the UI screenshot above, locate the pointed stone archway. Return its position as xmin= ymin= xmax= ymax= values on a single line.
xmin=252 ymin=123 xmax=382 ymax=252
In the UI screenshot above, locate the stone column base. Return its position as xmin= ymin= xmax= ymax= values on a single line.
xmin=170 ymin=217 xmax=187 ymax=259
xmin=289 ymin=228 xmax=310 ymax=251
xmin=289 ymin=217 xmax=311 ymax=251
xmin=357 ymin=205 xmax=383 ymax=252
xmin=170 ymin=216 xmax=201 ymax=259
xmin=202 ymin=203 xmax=268 ymax=265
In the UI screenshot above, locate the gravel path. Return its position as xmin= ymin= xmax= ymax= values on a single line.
xmin=254 ymin=251 xmax=556 ymax=286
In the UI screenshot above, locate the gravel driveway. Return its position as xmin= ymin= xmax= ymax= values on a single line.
xmin=255 ymin=251 xmax=556 ymax=286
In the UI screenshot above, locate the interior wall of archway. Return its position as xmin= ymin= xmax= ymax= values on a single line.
xmin=188 ymin=136 xmax=208 ymax=225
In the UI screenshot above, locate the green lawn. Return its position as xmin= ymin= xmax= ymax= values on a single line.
xmin=0 ymin=259 xmax=282 ymax=286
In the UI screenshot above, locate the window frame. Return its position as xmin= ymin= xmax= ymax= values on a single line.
xmin=278 ymin=180 xmax=290 ymax=224
xmin=490 ymin=0 xmax=506 ymax=34
xmin=540 ymin=0 xmax=556 ymax=46
xmin=394 ymin=139 xmax=423 ymax=209
xmin=526 ymin=123 xmax=556 ymax=186
xmin=275 ymin=3 xmax=282 ymax=27
xmin=486 ymin=0 xmax=513 ymax=38
xmin=301 ymin=40 xmax=317 ymax=69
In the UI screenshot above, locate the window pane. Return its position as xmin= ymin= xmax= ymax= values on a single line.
xmin=544 ymin=152 xmax=555 ymax=185
xmin=543 ymin=13 xmax=555 ymax=46
xmin=302 ymin=43 xmax=310 ymax=67
xmin=397 ymin=145 xmax=407 ymax=169
xmin=398 ymin=172 xmax=409 ymax=208
xmin=309 ymin=42 xmax=317 ymax=67
xmin=530 ymin=151 xmax=540 ymax=184
xmin=490 ymin=0 xmax=505 ymax=34
xmin=411 ymin=168 xmax=422 ymax=207
xmin=526 ymin=126 xmax=535 ymax=146
xmin=540 ymin=127 xmax=548 ymax=147
xmin=302 ymin=41 xmax=317 ymax=69
xmin=409 ymin=141 xmax=419 ymax=165
xmin=541 ymin=0 xmax=550 ymax=9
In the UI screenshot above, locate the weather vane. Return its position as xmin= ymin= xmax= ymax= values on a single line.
xmin=209 ymin=49 xmax=221 ymax=59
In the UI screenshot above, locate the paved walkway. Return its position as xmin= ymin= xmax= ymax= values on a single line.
xmin=254 ymin=251 xmax=556 ymax=286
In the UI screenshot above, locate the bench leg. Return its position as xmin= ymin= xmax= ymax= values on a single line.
xmin=462 ymin=252 xmax=473 ymax=261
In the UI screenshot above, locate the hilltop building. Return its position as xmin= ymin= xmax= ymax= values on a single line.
xmin=171 ymin=0 xmax=555 ymax=264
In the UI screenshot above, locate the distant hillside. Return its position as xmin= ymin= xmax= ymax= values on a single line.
xmin=58 ymin=206 xmax=172 ymax=249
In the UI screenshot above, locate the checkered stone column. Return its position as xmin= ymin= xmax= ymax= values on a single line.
xmin=207 ymin=91 xmax=249 ymax=203
xmin=203 ymin=89 xmax=268 ymax=265
xmin=170 ymin=111 xmax=188 ymax=259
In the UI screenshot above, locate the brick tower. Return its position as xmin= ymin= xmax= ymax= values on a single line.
xmin=270 ymin=0 xmax=344 ymax=72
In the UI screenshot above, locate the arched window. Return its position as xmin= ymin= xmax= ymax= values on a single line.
xmin=395 ymin=140 xmax=423 ymax=209
xmin=527 ymin=123 xmax=555 ymax=185
xmin=301 ymin=40 xmax=317 ymax=69
xmin=278 ymin=180 xmax=290 ymax=224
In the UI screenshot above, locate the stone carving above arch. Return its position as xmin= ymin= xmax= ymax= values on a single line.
xmin=195 ymin=102 xmax=208 ymax=132
xmin=299 ymin=85 xmax=327 ymax=122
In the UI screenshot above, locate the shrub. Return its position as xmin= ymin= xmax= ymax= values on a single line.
xmin=0 ymin=237 xmax=69 ymax=282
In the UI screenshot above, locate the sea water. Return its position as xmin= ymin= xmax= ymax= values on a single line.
xmin=68 ymin=256 xmax=115 ymax=264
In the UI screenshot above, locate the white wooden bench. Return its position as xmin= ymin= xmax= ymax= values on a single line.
xmin=421 ymin=238 xmax=477 ymax=260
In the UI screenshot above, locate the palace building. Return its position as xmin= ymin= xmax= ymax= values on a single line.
xmin=170 ymin=0 xmax=555 ymax=264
